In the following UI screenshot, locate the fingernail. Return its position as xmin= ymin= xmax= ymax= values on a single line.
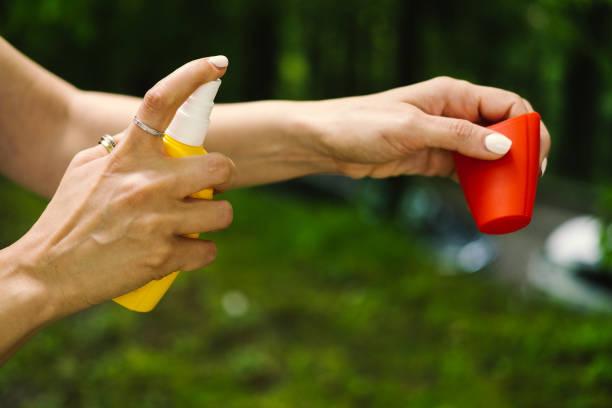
xmin=540 ymin=157 xmax=548 ymax=177
xmin=208 ymin=55 xmax=229 ymax=69
xmin=484 ymin=133 xmax=512 ymax=155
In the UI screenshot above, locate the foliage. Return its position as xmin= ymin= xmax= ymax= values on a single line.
xmin=1 ymin=0 xmax=612 ymax=181
xmin=1 ymin=181 xmax=612 ymax=407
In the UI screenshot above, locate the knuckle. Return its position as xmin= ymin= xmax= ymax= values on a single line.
xmin=449 ymin=119 xmax=475 ymax=143
xmin=112 ymin=173 xmax=159 ymax=208
xmin=457 ymin=79 xmax=473 ymax=95
xmin=142 ymin=86 xmax=168 ymax=114
xmin=432 ymin=76 xmax=455 ymax=87
xmin=399 ymin=107 xmax=419 ymax=128
xmin=205 ymin=153 xmax=233 ymax=183
xmin=456 ymin=78 xmax=472 ymax=87
xmin=132 ymin=213 xmax=166 ymax=236
xmin=70 ymin=150 xmax=90 ymax=167
xmin=145 ymin=242 xmax=174 ymax=271
xmin=507 ymin=91 xmax=523 ymax=106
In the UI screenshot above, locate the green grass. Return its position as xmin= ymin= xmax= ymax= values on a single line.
xmin=1 ymin=179 xmax=611 ymax=407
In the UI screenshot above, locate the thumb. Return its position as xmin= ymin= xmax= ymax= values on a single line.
xmin=123 ymin=55 xmax=228 ymax=152
xmin=418 ymin=113 xmax=512 ymax=160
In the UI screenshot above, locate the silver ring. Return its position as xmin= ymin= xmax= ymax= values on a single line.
xmin=133 ymin=115 xmax=164 ymax=137
xmin=98 ymin=135 xmax=116 ymax=153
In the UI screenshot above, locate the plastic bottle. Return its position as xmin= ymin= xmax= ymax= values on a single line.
xmin=113 ymin=79 xmax=222 ymax=312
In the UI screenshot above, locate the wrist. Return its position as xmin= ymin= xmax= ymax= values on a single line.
xmin=285 ymin=100 xmax=339 ymax=174
xmin=0 ymin=241 xmax=60 ymax=361
xmin=0 ymin=240 xmax=61 ymax=330
xmin=207 ymin=100 xmax=338 ymax=186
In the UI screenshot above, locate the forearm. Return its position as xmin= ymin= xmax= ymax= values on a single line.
xmin=0 ymin=37 xmax=140 ymax=197
xmin=206 ymin=100 xmax=335 ymax=188
xmin=1 ymin=34 xmax=333 ymax=193
xmin=2 ymin=88 xmax=139 ymax=198
xmin=69 ymin=96 xmax=334 ymax=189
xmin=0 ymin=37 xmax=76 ymax=196
xmin=65 ymin=90 xmax=140 ymax=159
xmin=71 ymin=97 xmax=335 ymax=189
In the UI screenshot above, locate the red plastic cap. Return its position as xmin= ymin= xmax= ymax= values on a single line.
xmin=453 ymin=112 xmax=541 ymax=234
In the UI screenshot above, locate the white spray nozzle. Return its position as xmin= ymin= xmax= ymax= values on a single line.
xmin=165 ymin=79 xmax=221 ymax=146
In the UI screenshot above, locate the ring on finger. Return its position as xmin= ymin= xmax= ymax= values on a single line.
xmin=98 ymin=134 xmax=117 ymax=153
xmin=133 ymin=115 xmax=165 ymax=137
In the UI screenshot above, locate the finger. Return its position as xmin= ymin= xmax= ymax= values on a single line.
xmin=416 ymin=111 xmax=513 ymax=160
xmin=461 ymin=83 xmax=530 ymax=124
xmin=539 ymin=121 xmax=551 ymax=176
xmin=124 ymin=56 xmax=228 ymax=151
xmin=168 ymin=238 xmax=218 ymax=272
xmin=92 ymin=132 xmax=128 ymax=159
xmin=522 ymin=98 xmax=551 ymax=174
xmin=166 ymin=152 xmax=236 ymax=198
xmin=432 ymin=149 xmax=457 ymax=180
xmin=407 ymin=77 xmax=530 ymax=124
xmin=172 ymin=199 xmax=233 ymax=235
xmin=521 ymin=98 xmax=534 ymax=112
xmin=424 ymin=149 xmax=460 ymax=182
xmin=66 ymin=132 xmax=127 ymax=170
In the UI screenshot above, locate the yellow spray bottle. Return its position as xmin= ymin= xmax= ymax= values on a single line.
xmin=113 ymin=79 xmax=222 ymax=312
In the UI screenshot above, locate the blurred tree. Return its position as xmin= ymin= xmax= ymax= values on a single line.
xmin=559 ymin=2 xmax=611 ymax=180
xmin=1 ymin=0 xmax=611 ymax=183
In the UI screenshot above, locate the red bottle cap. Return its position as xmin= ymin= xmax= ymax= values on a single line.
xmin=453 ymin=112 xmax=540 ymax=234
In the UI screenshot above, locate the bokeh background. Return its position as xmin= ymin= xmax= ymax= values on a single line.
xmin=2 ymin=0 xmax=612 ymax=406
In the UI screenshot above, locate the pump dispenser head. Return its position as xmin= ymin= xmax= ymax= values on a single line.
xmin=165 ymin=79 xmax=221 ymax=147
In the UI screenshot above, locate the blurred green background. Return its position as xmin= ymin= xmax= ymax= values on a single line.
xmin=1 ymin=0 xmax=612 ymax=406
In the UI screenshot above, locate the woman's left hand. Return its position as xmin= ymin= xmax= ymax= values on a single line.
xmin=301 ymin=76 xmax=551 ymax=180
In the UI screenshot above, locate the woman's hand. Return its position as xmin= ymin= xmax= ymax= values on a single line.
xmin=301 ymin=76 xmax=551 ymax=179
xmin=1 ymin=57 xmax=234 ymax=333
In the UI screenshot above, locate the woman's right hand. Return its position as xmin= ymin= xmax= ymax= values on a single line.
xmin=9 ymin=57 xmax=234 ymax=318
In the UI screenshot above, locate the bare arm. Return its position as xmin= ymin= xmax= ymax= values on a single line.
xmin=67 ymin=97 xmax=333 ymax=188
xmin=0 ymin=36 xmax=75 ymax=196
xmin=0 ymin=36 xmax=551 ymax=197
xmin=0 ymin=37 xmax=139 ymax=196
xmin=0 ymin=36 xmax=328 ymax=194
xmin=1 ymin=58 xmax=233 ymax=364
xmin=58 ymin=86 xmax=555 ymax=189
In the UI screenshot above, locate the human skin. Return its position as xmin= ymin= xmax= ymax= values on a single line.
xmin=0 ymin=50 xmax=235 ymax=364
xmin=0 ymin=36 xmax=550 ymax=363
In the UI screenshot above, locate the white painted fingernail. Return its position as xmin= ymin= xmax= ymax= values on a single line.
xmin=208 ymin=55 xmax=229 ymax=69
xmin=541 ymin=157 xmax=548 ymax=177
xmin=484 ymin=133 xmax=512 ymax=155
